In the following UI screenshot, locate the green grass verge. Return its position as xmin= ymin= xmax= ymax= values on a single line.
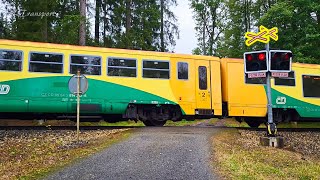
xmin=8 ymin=130 xmax=133 ymax=180
xmin=79 ymin=119 xmax=207 ymax=127
xmin=212 ymin=130 xmax=320 ymax=179
xmin=164 ymin=119 xmax=204 ymax=126
xmin=80 ymin=120 xmax=145 ymax=127
xmin=277 ymin=122 xmax=320 ymax=128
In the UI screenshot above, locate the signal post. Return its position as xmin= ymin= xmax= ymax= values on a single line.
xmin=244 ymin=26 xmax=293 ymax=147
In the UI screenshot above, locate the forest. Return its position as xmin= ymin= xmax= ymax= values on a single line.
xmin=0 ymin=0 xmax=319 ymax=64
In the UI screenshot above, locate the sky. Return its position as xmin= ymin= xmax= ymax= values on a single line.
xmin=171 ymin=0 xmax=197 ymax=54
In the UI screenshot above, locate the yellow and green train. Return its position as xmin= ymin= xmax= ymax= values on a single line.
xmin=0 ymin=40 xmax=319 ymax=126
xmin=221 ymin=58 xmax=320 ymax=127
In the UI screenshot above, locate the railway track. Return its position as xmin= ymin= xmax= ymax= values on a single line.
xmin=0 ymin=125 xmax=141 ymax=131
xmin=0 ymin=125 xmax=320 ymax=132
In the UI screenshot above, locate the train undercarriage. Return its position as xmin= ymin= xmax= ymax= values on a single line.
xmin=235 ymin=108 xmax=320 ymax=128
xmin=122 ymin=104 xmax=183 ymax=126
xmin=0 ymin=104 xmax=185 ymax=126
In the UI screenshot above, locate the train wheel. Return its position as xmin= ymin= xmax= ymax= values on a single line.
xmin=143 ymin=119 xmax=167 ymax=126
xmin=142 ymin=120 xmax=153 ymax=126
xmin=245 ymin=118 xmax=262 ymax=128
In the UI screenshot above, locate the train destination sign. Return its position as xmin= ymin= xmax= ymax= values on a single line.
xmin=247 ymin=72 xmax=266 ymax=78
xmin=245 ymin=25 xmax=278 ymax=46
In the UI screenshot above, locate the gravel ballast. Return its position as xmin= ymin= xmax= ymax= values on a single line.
xmin=238 ymin=130 xmax=320 ymax=160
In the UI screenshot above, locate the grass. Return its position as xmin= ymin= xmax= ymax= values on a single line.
xmin=80 ymin=120 xmax=145 ymax=127
xmin=211 ymin=130 xmax=320 ymax=180
xmin=0 ymin=129 xmax=133 ymax=180
xmin=79 ymin=119 xmax=207 ymax=127
xmin=164 ymin=119 xmax=204 ymax=126
xmin=29 ymin=119 xmax=208 ymax=127
xmin=223 ymin=118 xmax=251 ymax=128
xmin=33 ymin=131 xmax=132 ymax=180
xmin=277 ymin=122 xmax=320 ymax=128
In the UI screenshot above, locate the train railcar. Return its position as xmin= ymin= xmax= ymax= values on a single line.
xmin=221 ymin=58 xmax=320 ymax=127
xmin=0 ymin=39 xmax=222 ymax=126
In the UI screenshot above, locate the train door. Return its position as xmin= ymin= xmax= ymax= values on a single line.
xmin=195 ymin=60 xmax=212 ymax=113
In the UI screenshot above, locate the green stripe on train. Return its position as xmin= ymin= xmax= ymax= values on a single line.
xmin=0 ymin=76 xmax=181 ymax=114
xmin=268 ymin=88 xmax=320 ymax=118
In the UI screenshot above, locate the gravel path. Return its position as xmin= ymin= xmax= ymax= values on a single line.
xmin=44 ymin=127 xmax=219 ymax=180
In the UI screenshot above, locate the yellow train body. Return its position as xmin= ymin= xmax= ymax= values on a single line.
xmin=0 ymin=40 xmax=222 ymax=125
xmin=221 ymin=58 xmax=320 ymax=122
xmin=0 ymin=39 xmax=319 ymax=126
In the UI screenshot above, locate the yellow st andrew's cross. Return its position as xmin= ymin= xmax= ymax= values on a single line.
xmin=245 ymin=25 xmax=278 ymax=46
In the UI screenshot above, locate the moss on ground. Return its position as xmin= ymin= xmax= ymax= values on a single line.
xmin=211 ymin=130 xmax=320 ymax=180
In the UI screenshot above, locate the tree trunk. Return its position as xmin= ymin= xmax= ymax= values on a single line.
xmin=43 ymin=17 xmax=48 ymax=42
xmin=244 ymin=0 xmax=248 ymax=33
xmin=79 ymin=0 xmax=86 ymax=46
xmin=102 ymin=0 xmax=107 ymax=47
xmin=160 ymin=0 xmax=164 ymax=52
xmin=95 ymin=0 xmax=101 ymax=44
xmin=202 ymin=13 xmax=206 ymax=55
xmin=317 ymin=11 xmax=320 ymax=30
xmin=42 ymin=0 xmax=48 ymax=42
xmin=126 ymin=0 xmax=132 ymax=49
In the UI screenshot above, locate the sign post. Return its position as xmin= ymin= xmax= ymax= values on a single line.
xmin=68 ymin=70 xmax=88 ymax=143
xmin=76 ymin=70 xmax=80 ymax=142
xmin=244 ymin=25 xmax=285 ymax=138
xmin=265 ymin=43 xmax=277 ymax=135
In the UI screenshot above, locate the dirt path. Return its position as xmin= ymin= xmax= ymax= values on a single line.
xmin=44 ymin=127 xmax=220 ymax=180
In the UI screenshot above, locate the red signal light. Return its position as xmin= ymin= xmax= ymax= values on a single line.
xmin=246 ymin=54 xmax=253 ymax=61
xmin=272 ymin=53 xmax=279 ymax=60
xmin=284 ymin=53 xmax=291 ymax=61
xmin=258 ymin=53 xmax=266 ymax=61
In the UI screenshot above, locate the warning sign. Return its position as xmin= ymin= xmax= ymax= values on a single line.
xmin=245 ymin=25 xmax=278 ymax=46
xmin=271 ymin=72 xmax=289 ymax=78
xmin=247 ymin=72 xmax=267 ymax=78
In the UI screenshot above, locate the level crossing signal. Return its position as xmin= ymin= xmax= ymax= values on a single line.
xmin=244 ymin=50 xmax=268 ymax=73
xmin=269 ymin=50 xmax=293 ymax=72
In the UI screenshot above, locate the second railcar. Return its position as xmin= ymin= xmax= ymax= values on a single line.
xmin=221 ymin=58 xmax=320 ymax=127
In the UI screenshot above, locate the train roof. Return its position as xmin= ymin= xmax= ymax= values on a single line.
xmin=0 ymin=39 xmax=220 ymax=61
xmin=221 ymin=57 xmax=320 ymax=69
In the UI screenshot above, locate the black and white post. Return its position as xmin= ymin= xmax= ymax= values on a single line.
xmin=265 ymin=43 xmax=277 ymax=136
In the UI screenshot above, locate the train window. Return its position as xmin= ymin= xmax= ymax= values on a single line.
xmin=107 ymin=57 xmax=136 ymax=77
xmin=199 ymin=66 xmax=207 ymax=90
xmin=302 ymin=75 xmax=320 ymax=98
xmin=70 ymin=55 xmax=101 ymax=75
xmin=245 ymin=74 xmax=267 ymax=85
xmin=29 ymin=52 xmax=63 ymax=73
xmin=0 ymin=49 xmax=23 ymax=71
xmin=274 ymin=71 xmax=295 ymax=86
xmin=178 ymin=62 xmax=188 ymax=80
xmin=142 ymin=60 xmax=169 ymax=79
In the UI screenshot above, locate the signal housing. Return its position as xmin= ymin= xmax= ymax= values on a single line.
xmin=244 ymin=50 xmax=268 ymax=73
xmin=269 ymin=50 xmax=292 ymax=72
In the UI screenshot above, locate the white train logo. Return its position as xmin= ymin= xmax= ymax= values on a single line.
xmin=0 ymin=84 xmax=10 ymax=95
xmin=276 ymin=96 xmax=286 ymax=105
